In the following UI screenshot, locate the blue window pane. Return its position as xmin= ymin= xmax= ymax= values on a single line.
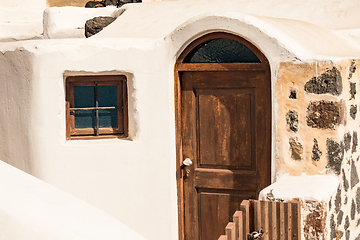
xmin=184 ymin=38 xmax=261 ymax=63
xmin=74 ymin=86 xmax=95 ymax=108
xmin=75 ymin=110 xmax=95 ymax=128
xmin=98 ymin=86 xmax=117 ymax=107
xmin=99 ymin=109 xmax=118 ymax=128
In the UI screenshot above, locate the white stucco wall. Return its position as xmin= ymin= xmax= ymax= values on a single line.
xmin=3 ymin=6 xmax=360 ymax=239
xmin=0 ymin=160 xmax=147 ymax=240
xmin=0 ymin=37 xmax=179 ymax=240
xmin=0 ymin=0 xmax=46 ymax=10
xmin=3 ymin=1 xmax=360 ymax=240
xmin=43 ymin=7 xmax=123 ymax=39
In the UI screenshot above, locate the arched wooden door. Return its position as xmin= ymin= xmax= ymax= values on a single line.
xmin=175 ymin=32 xmax=271 ymax=240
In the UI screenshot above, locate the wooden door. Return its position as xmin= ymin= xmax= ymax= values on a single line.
xmin=175 ymin=33 xmax=271 ymax=240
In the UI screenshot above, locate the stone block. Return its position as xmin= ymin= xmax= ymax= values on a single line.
xmin=352 ymin=159 xmax=360 ymax=189
xmin=343 ymin=169 xmax=349 ymax=192
xmin=85 ymin=16 xmax=116 ymax=38
xmin=337 ymin=210 xmax=343 ymax=225
xmin=326 ymin=139 xmax=344 ymax=175
xmin=345 ymin=216 xmax=350 ymax=230
xmin=351 ymin=199 xmax=356 ymax=220
xmin=303 ymin=201 xmax=327 ymax=240
xmin=304 ymin=67 xmax=342 ymax=96
xmin=289 ymin=137 xmax=303 ymax=160
xmin=350 ymin=105 xmax=357 ymax=119
xmin=357 ymin=187 xmax=360 ymax=213
xmin=289 ymin=89 xmax=297 ymax=99
xmin=350 ymin=82 xmax=356 ymax=99
xmin=307 ymin=101 xmax=341 ymax=129
xmin=330 ymin=214 xmax=336 ymax=239
xmin=286 ymin=110 xmax=298 ymax=132
xmin=312 ymin=138 xmax=322 ymax=162
xmin=353 ymin=131 xmax=358 ymax=153
xmin=334 ymin=185 xmax=341 ymax=213
xmin=344 ymin=132 xmax=351 ymax=152
xmin=349 ymin=60 xmax=356 ymax=79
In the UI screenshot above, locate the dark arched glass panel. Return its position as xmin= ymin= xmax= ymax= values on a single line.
xmin=184 ymin=38 xmax=261 ymax=63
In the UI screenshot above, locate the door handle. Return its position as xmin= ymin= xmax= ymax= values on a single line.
xmin=183 ymin=158 xmax=193 ymax=166
xmin=182 ymin=158 xmax=193 ymax=178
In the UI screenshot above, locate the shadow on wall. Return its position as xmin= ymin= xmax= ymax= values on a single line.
xmin=0 ymin=49 xmax=35 ymax=176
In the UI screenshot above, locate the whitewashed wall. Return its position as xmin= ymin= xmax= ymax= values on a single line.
xmin=0 ymin=0 xmax=46 ymax=10
xmin=2 ymin=1 xmax=360 ymax=240
xmin=0 ymin=160 xmax=147 ymax=240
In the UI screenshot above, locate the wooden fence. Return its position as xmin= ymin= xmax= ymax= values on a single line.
xmin=218 ymin=199 xmax=300 ymax=240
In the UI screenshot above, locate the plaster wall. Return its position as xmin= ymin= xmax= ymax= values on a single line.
xmin=0 ymin=160 xmax=147 ymax=240
xmin=0 ymin=49 xmax=35 ymax=174
xmin=3 ymin=8 xmax=360 ymax=240
xmin=43 ymin=7 xmax=121 ymax=39
xmin=0 ymin=38 xmax=179 ymax=240
xmin=0 ymin=0 xmax=46 ymax=10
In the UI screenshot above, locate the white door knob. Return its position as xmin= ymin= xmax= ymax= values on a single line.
xmin=183 ymin=158 xmax=193 ymax=166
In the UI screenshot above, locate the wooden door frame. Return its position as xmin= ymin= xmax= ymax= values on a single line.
xmin=174 ymin=32 xmax=271 ymax=240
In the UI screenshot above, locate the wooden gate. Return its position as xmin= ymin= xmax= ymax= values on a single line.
xmin=218 ymin=200 xmax=300 ymax=240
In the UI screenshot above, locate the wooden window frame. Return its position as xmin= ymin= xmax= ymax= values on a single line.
xmin=66 ymin=75 xmax=128 ymax=140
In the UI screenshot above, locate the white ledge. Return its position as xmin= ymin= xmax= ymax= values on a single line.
xmin=259 ymin=174 xmax=339 ymax=202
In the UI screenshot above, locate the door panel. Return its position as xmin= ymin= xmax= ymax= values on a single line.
xmin=181 ymin=69 xmax=271 ymax=240
xmin=199 ymin=190 xmax=256 ymax=240
xmin=198 ymin=88 xmax=254 ymax=169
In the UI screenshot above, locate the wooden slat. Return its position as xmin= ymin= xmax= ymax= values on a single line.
xmin=279 ymin=202 xmax=286 ymax=240
xmin=291 ymin=202 xmax=300 ymax=240
xmin=218 ymin=235 xmax=227 ymax=240
xmin=225 ymin=222 xmax=236 ymax=240
xmin=217 ymin=200 xmax=300 ymax=240
xmin=263 ymin=201 xmax=269 ymax=240
xmin=288 ymin=202 xmax=293 ymax=240
xmin=233 ymin=211 xmax=242 ymax=239
xmin=270 ymin=201 xmax=278 ymax=240
xmin=254 ymin=201 xmax=261 ymax=232
xmin=240 ymin=200 xmax=250 ymax=238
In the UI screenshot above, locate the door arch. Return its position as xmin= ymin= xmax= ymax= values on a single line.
xmin=175 ymin=32 xmax=271 ymax=240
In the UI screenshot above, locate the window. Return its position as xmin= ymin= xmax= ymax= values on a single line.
xmin=183 ymin=38 xmax=261 ymax=63
xmin=66 ymin=75 xmax=128 ymax=140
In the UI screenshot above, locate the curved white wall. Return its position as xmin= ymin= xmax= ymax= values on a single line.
xmin=0 ymin=160 xmax=147 ymax=240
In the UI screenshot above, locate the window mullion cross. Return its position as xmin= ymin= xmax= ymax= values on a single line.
xmin=95 ymin=81 xmax=99 ymax=136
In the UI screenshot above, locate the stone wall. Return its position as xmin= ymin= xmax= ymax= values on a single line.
xmin=327 ymin=60 xmax=360 ymax=240
xmin=275 ymin=59 xmax=360 ymax=239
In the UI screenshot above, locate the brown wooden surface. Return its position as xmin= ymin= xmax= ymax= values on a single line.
xmin=226 ymin=222 xmax=236 ymax=240
xmin=233 ymin=211 xmax=242 ymax=239
xmin=180 ymin=68 xmax=271 ymax=240
xmin=217 ymin=200 xmax=300 ymax=240
xmin=176 ymin=33 xmax=271 ymax=240
xmin=280 ymin=202 xmax=286 ymax=240
xmin=240 ymin=200 xmax=250 ymax=239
